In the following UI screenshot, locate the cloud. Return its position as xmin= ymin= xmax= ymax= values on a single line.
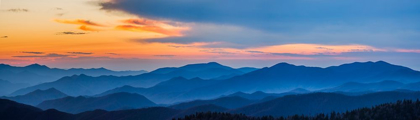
xmin=57 ymin=32 xmax=87 ymax=35
xmin=6 ymin=9 xmax=29 ymax=12
xmin=395 ymin=49 xmax=420 ymax=53
xmin=106 ymin=53 xmax=119 ymax=55
xmin=55 ymin=19 xmax=105 ymax=31
xmin=116 ymin=25 xmax=185 ymax=36
xmin=67 ymin=52 xmax=93 ymax=55
xmin=13 ymin=53 xmax=70 ymax=58
xmin=100 ymin=0 xmax=420 ymax=31
xmin=116 ymin=18 xmax=188 ymax=36
xmin=21 ymin=51 xmax=45 ymax=54
xmin=154 ymin=55 xmax=176 ymax=57
xmin=122 ymin=19 xmax=163 ymax=26
xmin=102 ymin=0 xmax=420 ymax=49
xmin=168 ymin=45 xmax=194 ymax=48
xmin=316 ymin=47 xmax=334 ymax=51
xmin=79 ymin=25 xmax=99 ymax=31
xmin=138 ymin=23 xmax=420 ymax=49
xmin=0 ymin=36 xmax=7 ymax=38
xmin=271 ymin=53 xmax=332 ymax=57
xmin=200 ymin=49 xmax=236 ymax=55
xmin=55 ymin=19 xmax=104 ymax=27
xmin=247 ymin=51 xmax=265 ymax=54
xmin=56 ymin=13 xmax=66 ymax=16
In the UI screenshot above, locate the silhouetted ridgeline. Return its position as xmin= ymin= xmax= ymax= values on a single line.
xmin=99 ymin=61 xmax=420 ymax=104
xmin=1 ymin=88 xmax=68 ymax=106
xmin=37 ymin=92 xmax=156 ymax=114
xmin=175 ymin=100 xmax=420 ymax=120
xmin=2 ymin=93 xmax=420 ymax=120
xmin=159 ymin=61 xmax=420 ymax=103
xmin=0 ymin=79 xmax=29 ymax=96
xmin=12 ymin=62 xmax=250 ymax=96
xmin=230 ymin=91 xmax=420 ymax=117
xmin=170 ymin=96 xmax=256 ymax=109
xmin=0 ymin=63 xmax=147 ymax=85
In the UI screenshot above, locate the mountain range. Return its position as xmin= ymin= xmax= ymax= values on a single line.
xmin=2 ymin=88 xmax=68 ymax=106
xmin=2 ymin=91 xmax=420 ymax=120
xmin=0 ymin=98 xmax=230 ymax=120
xmin=0 ymin=79 xmax=29 ymax=96
xmin=320 ymin=80 xmax=420 ymax=92
xmin=230 ymin=91 xmax=420 ymax=117
xmin=11 ymin=62 xmax=254 ymax=96
xmin=177 ymin=100 xmax=420 ymax=120
xmin=37 ymin=92 xmax=156 ymax=114
xmin=98 ymin=61 xmax=420 ymax=104
xmin=169 ymin=96 xmax=256 ymax=109
xmin=0 ymin=63 xmax=147 ymax=85
xmin=98 ymin=77 xmax=222 ymax=103
xmin=169 ymin=61 xmax=420 ymax=101
xmin=226 ymin=88 xmax=310 ymax=100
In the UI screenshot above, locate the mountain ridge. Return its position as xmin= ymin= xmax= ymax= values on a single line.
xmin=37 ymin=92 xmax=157 ymax=114
xmin=0 ymin=63 xmax=148 ymax=85
xmin=12 ymin=62 xmax=246 ymax=96
xmin=2 ymin=88 xmax=68 ymax=106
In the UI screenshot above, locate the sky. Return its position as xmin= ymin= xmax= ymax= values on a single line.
xmin=0 ymin=0 xmax=420 ymax=71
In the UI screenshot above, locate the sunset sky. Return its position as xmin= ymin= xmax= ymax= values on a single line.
xmin=1 ymin=0 xmax=420 ymax=71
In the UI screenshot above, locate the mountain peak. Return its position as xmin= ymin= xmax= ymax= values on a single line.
xmin=374 ymin=60 xmax=391 ymax=65
xmin=0 ymin=63 xmax=12 ymax=68
xmin=347 ymin=61 xmax=392 ymax=66
xmin=25 ymin=63 xmax=49 ymax=69
xmin=272 ymin=62 xmax=296 ymax=68
xmin=44 ymin=88 xmax=60 ymax=92
xmin=207 ymin=62 xmax=222 ymax=65
xmin=29 ymin=88 xmax=59 ymax=93
xmin=25 ymin=88 xmax=67 ymax=97
xmin=184 ymin=62 xmax=224 ymax=67
xmin=179 ymin=62 xmax=232 ymax=71
xmin=67 ymin=74 xmax=90 ymax=79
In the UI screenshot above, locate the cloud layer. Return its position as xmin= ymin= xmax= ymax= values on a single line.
xmin=100 ymin=0 xmax=420 ymax=49
xmin=100 ymin=0 xmax=420 ymax=31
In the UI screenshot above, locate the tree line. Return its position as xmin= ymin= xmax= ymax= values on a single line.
xmin=175 ymin=99 xmax=420 ymax=120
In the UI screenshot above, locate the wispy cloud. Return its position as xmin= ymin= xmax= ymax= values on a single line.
xmin=200 ymin=49 xmax=236 ymax=55
xmin=13 ymin=53 xmax=69 ymax=58
xmin=115 ymin=18 xmax=188 ymax=36
xmin=67 ymin=52 xmax=93 ymax=55
xmin=154 ymin=55 xmax=176 ymax=58
xmin=168 ymin=45 xmax=194 ymax=48
xmin=122 ymin=19 xmax=164 ymax=26
xmin=55 ymin=19 xmax=104 ymax=27
xmin=270 ymin=53 xmax=332 ymax=57
xmin=395 ymin=49 xmax=420 ymax=53
xmin=79 ymin=25 xmax=99 ymax=31
xmin=57 ymin=32 xmax=86 ymax=35
xmin=55 ymin=19 xmax=105 ymax=31
xmin=54 ymin=8 xmax=63 ymax=10
xmin=247 ymin=51 xmax=265 ymax=54
xmin=6 ymin=8 xmax=29 ymax=12
xmin=116 ymin=25 xmax=185 ymax=36
xmin=0 ymin=36 xmax=7 ymax=38
xmin=316 ymin=47 xmax=334 ymax=51
xmin=106 ymin=53 xmax=119 ymax=55
xmin=21 ymin=51 xmax=45 ymax=54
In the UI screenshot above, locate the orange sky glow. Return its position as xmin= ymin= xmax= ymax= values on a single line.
xmin=1 ymin=0 xmax=420 ymax=70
